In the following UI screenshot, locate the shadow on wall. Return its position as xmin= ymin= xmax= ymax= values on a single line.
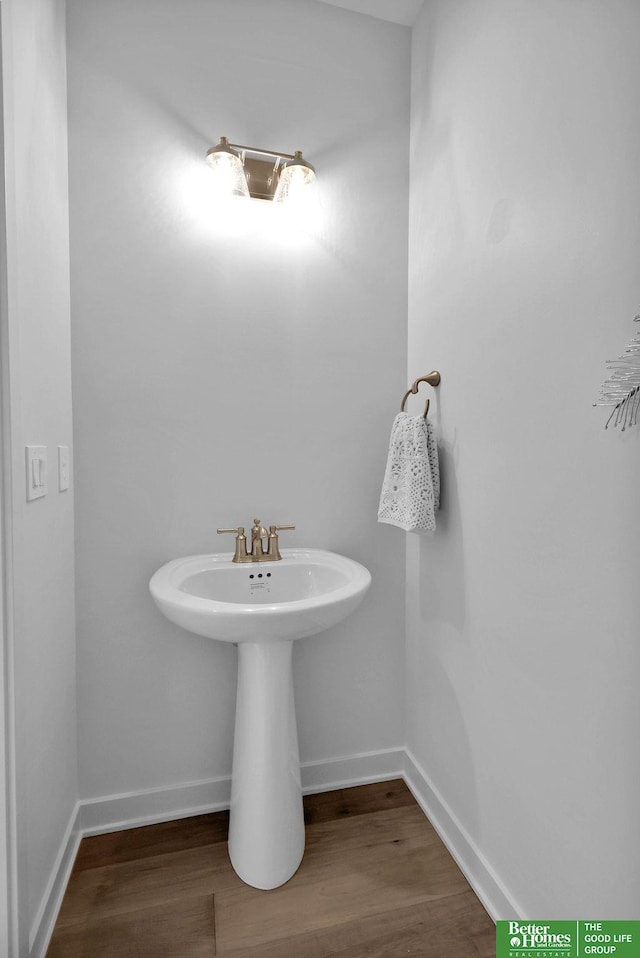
xmin=412 ymin=434 xmax=483 ymax=845
xmin=419 ymin=434 xmax=466 ymax=631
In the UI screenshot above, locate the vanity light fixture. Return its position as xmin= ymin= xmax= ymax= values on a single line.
xmin=205 ymin=137 xmax=316 ymax=202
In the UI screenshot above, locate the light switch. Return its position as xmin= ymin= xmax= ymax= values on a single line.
xmin=25 ymin=445 xmax=47 ymax=501
xmin=58 ymin=445 xmax=70 ymax=491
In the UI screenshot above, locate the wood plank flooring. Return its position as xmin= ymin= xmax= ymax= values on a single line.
xmin=46 ymin=780 xmax=495 ymax=958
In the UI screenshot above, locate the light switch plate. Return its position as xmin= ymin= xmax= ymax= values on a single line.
xmin=58 ymin=445 xmax=70 ymax=491
xmin=25 ymin=445 xmax=47 ymax=501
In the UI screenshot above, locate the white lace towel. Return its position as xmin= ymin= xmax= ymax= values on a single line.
xmin=377 ymin=412 xmax=440 ymax=533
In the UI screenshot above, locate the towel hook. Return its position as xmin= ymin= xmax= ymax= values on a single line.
xmin=400 ymin=370 xmax=441 ymax=419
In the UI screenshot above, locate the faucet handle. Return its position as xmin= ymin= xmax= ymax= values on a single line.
xmin=217 ymin=526 xmax=248 ymax=562
xmin=266 ymin=524 xmax=295 ymax=560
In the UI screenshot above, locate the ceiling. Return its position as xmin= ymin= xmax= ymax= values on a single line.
xmin=313 ymin=0 xmax=424 ymax=27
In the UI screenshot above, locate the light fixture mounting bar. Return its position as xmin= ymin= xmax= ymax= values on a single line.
xmin=228 ymin=143 xmax=296 ymax=162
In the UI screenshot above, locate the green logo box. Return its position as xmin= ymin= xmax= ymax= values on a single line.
xmin=497 ymin=921 xmax=640 ymax=958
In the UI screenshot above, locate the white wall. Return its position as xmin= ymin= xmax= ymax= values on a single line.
xmin=1 ymin=0 xmax=76 ymax=949
xmin=67 ymin=0 xmax=409 ymax=803
xmin=407 ymin=0 xmax=640 ymax=919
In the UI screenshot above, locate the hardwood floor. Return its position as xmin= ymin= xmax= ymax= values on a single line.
xmin=46 ymin=780 xmax=495 ymax=957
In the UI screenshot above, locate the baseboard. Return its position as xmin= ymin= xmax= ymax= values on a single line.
xmin=29 ymin=801 xmax=82 ymax=958
xmin=78 ymin=774 xmax=233 ymax=836
xmin=78 ymin=746 xmax=405 ymax=837
xmin=402 ymin=748 xmax=523 ymax=921
xmin=302 ymin=746 xmax=404 ymax=794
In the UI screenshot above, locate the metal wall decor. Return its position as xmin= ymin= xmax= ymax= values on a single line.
xmin=594 ymin=315 xmax=640 ymax=430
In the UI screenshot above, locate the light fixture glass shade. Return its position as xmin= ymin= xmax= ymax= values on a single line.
xmin=273 ymin=151 xmax=316 ymax=204
xmin=205 ymin=137 xmax=250 ymax=199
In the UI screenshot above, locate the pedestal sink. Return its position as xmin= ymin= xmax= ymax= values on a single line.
xmin=149 ymin=548 xmax=371 ymax=889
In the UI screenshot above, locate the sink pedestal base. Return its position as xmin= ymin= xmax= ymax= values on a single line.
xmin=228 ymin=640 xmax=305 ymax=889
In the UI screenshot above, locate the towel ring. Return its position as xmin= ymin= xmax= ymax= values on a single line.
xmin=400 ymin=370 xmax=441 ymax=419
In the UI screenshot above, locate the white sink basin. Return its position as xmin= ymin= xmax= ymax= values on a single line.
xmin=149 ymin=547 xmax=371 ymax=891
xmin=149 ymin=548 xmax=371 ymax=643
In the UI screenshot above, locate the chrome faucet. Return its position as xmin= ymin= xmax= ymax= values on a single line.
xmin=217 ymin=519 xmax=295 ymax=563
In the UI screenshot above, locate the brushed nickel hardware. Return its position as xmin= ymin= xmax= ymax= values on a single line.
xmin=218 ymin=520 xmax=296 ymax=563
xmin=205 ymin=137 xmax=315 ymax=202
xmin=401 ymin=370 xmax=441 ymax=419
xmin=250 ymin=519 xmax=269 ymax=558
xmin=266 ymin=525 xmax=296 ymax=561
xmin=217 ymin=526 xmax=249 ymax=562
